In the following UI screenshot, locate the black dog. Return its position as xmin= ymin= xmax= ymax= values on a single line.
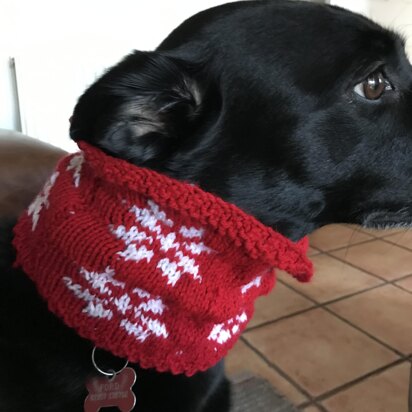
xmin=1 ymin=1 xmax=412 ymax=411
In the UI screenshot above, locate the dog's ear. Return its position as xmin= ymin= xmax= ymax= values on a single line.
xmin=70 ymin=51 xmax=203 ymax=164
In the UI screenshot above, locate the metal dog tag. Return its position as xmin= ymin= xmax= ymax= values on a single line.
xmin=84 ymin=367 xmax=136 ymax=412
xmin=85 ymin=347 xmax=136 ymax=411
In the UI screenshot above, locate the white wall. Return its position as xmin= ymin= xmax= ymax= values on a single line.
xmin=369 ymin=0 xmax=412 ymax=57
xmin=331 ymin=0 xmax=412 ymax=57
xmin=0 ymin=57 xmax=20 ymax=131
xmin=1 ymin=0 xmax=411 ymax=151
xmin=0 ymin=0 xmax=237 ymax=151
xmin=330 ymin=0 xmax=370 ymax=16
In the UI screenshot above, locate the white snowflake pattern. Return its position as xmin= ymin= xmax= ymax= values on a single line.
xmin=241 ymin=276 xmax=262 ymax=294
xmin=208 ymin=312 xmax=248 ymax=345
xmin=27 ymin=172 xmax=59 ymax=230
xmin=112 ymin=201 xmax=213 ymax=287
xmin=66 ymin=153 xmax=84 ymax=188
xmin=64 ymin=266 xmax=169 ymax=343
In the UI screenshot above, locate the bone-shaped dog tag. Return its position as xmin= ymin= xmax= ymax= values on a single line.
xmin=84 ymin=367 xmax=136 ymax=412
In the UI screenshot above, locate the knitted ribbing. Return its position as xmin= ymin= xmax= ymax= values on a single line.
xmin=13 ymin=142 xmax=313 ymax=376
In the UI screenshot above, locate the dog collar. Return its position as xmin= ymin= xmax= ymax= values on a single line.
xmin=13 ymin=142 xmax=313 ymax=376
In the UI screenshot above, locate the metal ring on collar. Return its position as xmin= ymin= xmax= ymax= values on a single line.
xmin=91 ymin=346 xmax=129 ymax=377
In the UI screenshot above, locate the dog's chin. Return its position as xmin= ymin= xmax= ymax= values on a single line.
xmin=359 ymin=209 xmax=412 ymax=230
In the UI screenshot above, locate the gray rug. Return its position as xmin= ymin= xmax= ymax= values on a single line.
xmin=231 ymin=375 xmax=299 ymax=412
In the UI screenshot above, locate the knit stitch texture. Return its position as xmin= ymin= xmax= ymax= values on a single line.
xmin=13 ymin=142 xmax=313 ymax=376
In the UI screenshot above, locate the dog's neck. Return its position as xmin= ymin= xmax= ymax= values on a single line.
xmin=13 ymin=142 xmax=313 ymax=376
xmin=123 ymin=156 xmax=323 ymax=242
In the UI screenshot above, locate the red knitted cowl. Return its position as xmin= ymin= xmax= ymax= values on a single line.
xmin=13 ymin=142 xmax=313 ymax=376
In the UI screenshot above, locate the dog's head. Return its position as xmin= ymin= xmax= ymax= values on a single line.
xmin=70 ymin=0 xmax=412 ymax=240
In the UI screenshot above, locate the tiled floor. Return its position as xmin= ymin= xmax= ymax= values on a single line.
xmin=226 ymin=224 xmax=412 ymax=411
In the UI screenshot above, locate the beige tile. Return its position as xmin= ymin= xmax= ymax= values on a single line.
xmin=302 ymin=407 xmax=322 ymax=412
xmin=308 ymin=246 xmax=321 ymax=256
xmin=331 ymin=240 xmax=412 ymax=280
xmin=396 ymin=275 xmax=412 ymax=293
xmin=322 ymin=362 xmax=410 ymax=412
xmin=279 ymin=255 xmax=383 ymax=303
xmin=356 ymin=226 xmax=407 ymax=237
xmin=385 ymin=230 xmax=412 ymax=250
xmin=225 ymin=340 xmax=307 ymax=405
xmin=309 ymin=225 xmax=373 ymax=252
xmin=329 ymin=285 xmax=412 ymax=354
xmin=248 ymin=283 xmax=314 ymax=328
xmin=244 ymin=309 xmax=397 ymax=397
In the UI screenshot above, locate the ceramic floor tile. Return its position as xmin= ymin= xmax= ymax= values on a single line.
xmin=331 ymin=239 xmax=412 ymax=280
xmin=244 ymin=308 xmax=397 ymax=397
xmin=396 ymin=275 xmax=412 ymax=293
xmin=328 ymin=285 xmax=412 ymax=354
xmin=301 ymin=407 xmax=322 ymax=412
xmin=322 ymin=362 xmax=410 ymax=412
xmin=356 ymin=226 xmax=407 ymax=237
xmin=308 ymin=246 xmax=321 ymax=256
xmin=248 ymin=283 xmax=314 ymax=328
xmin=309 ymin=225 xmax=372 ymax=252
xmin=225 ymin=340 xmax=307 ymax=405
xmin=279 ymin=255 xmax=383 ymax=303
xmin=384 ymin=230 xmax=412 ymax=250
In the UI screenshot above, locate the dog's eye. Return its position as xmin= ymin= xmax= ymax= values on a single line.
xmin=354 ymin=71 xmax=393 ymax=100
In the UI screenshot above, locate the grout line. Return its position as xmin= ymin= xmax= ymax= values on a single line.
xmin=314 ymin=243 xmax=412 ymax=297
xmin=277 ymin=279 xmax=406 ymax=358
xmin=241 ymin=336 xmax=405 ymax=411
xmin=306 ymin=246 xmax=389 ymax=282
xmin=243 ymin=226 xmax=411 ymax=408
xmin=308 ymin=246 xmax=412 ymax=291
xmin=321 ymin=305 xmax=407 ymax=358
xmin=390 ymin=272 xmax=412 ymax=282
xmin=312 ymin=228 xmax=412 ymax=255
xmin=246 ymin=279 xmax=389 ymax=333
xmin=246 ymin=290 xmax=406 ymax=359
xmin=381 ymin=263 xmax=412 ymax=294
xmin=342 ymin=224 xmax=407 ymax=239
xmin=314 ymin=358 xmax=406 ymax=403
xmin=298 ymin=401 xmax=328 ymax=411
xmin=381 ymin=237 xmax=412 ymax=253
xmin=280 ymin=271 xmax=412 ymax=306
xmin=311 ymin=237 xmax=378 ymax=254
xmin=246 ymin=305 xmax=318 ymax=333
xmin=308 ymin=252 xmax=322 ymax=257
xmin=280 ymin=278 xmax=384 ymax=306
xmin=240 ymin=337 xmax=314 ymax=403
xmin=321 ymin=249 xmax=404 ymax=282
xmin=323 ymin=249 xmax=412 ymax=286
xmin=264 ymin=278 xmax=410 ymax=359
xmin=314 ymin=403 xmax=329 ymax=412
xmin=393 ymin=282 xmax=412 ymax=295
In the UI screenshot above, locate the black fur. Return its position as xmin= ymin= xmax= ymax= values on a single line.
xmin=2 ymin=1 xmax=412 ymax=411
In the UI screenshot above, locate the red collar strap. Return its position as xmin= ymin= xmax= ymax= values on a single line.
xmin=13 ymin=142 xmax=313 ymax=376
